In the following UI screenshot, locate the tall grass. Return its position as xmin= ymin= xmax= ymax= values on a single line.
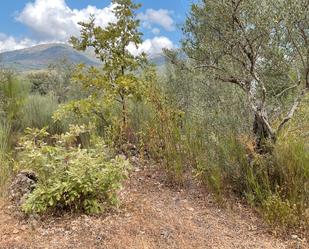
xmin=0 ymin=73 xmax=29 ymax=130
xmin=0 ymin=119 xmax=12 ymax=196
xmin=191 ymin=131 xmax=309 ymax=229
xmin=20 ymin=94 xmax=64 ymax=133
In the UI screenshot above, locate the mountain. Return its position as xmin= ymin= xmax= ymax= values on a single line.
xmin=0 ymin=43 xmax=100 ymax=72
xmin=0 ymin=43 xmax=167 ymax=72
xmin=149 ymin=54 xmax=166 ymax=67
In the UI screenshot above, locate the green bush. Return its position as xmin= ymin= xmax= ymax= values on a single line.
xmin=17 ymin=125 xmax=130 ymax=214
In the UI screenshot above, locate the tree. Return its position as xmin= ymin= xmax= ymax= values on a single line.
xmin=276 ymin=0 xmax=309 ymax=133
xmin=70 ymin=0 xmax=147 ymax=135
xmin=28 ymin=59 xmax=75 ymax=103
xmin=182 ymin=0 xmax=308 ymax=150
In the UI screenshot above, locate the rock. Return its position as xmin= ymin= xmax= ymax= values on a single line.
xmin=120 ymin=143 xmax=137 ymax=156
xmin=9 ymin=170 xmax=38 ymax=206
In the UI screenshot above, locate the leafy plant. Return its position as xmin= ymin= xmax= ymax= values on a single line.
xmin=17 ymin=125 xmax=130 ymax=214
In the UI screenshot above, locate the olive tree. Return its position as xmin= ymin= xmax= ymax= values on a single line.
xmin=182 ymin=0 xmax=308 ymax=149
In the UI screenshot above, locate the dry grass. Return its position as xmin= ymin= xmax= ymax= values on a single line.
xmin=0 ymin=165 xmax=307 ymax=249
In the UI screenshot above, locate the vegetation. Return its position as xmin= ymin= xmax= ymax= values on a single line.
xmin=18 ymin=126 xmax=129 ymax=214
xmin=0 ymin=0 xmax=308 ymax=234
xmin=69 ymin=0 xmax=147 ymax=140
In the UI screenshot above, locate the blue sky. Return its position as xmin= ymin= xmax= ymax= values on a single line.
xmin=0 ymin=0 xmax=196 ymax=55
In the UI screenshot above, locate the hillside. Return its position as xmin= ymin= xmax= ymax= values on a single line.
xmin=0 ymin=44 xmax=166 ymax=72
xmin=0 ymin=44 xmax=100 ymax=71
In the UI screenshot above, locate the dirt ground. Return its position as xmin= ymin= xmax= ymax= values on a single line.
xmin=0 ymin=164 xmax=307 ymax=249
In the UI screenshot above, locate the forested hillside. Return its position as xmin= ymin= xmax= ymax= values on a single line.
xmin=0 ymin=0 xmax=308 ymax=248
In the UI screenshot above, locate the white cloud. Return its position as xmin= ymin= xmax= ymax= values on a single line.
xmin=16 ymin=0 xmax=116 ymax=41
xmin=127 ymin=36 xmax=174 ymax=57
xmin=0 ymin=33 xmax=37 ymax=53
xmin=138 ymin=9 xmax=175 ymax=31
xmin=0 ymin=1 xmax=176 ymax=56
xmin=151 ymin=28 xmax=161 ymax=35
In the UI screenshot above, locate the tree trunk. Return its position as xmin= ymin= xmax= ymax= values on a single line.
xmin=253 ymin=109 xmax=276 ymax=152
xmin=120 ymin=94 xmax=128 ymax=142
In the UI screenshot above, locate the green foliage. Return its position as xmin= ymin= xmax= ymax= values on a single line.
xmin=0 ymin=70 xmax=28 ymax=193
xmin=182 ymin=0 xmax=308 ymax=145
xmin=27 ymin=59 xmax=76 ymax=103
xmin=0 ymin=119 xmax=12 ymax=196
xmin=20 ymin=94 xmax=65 ymax=133
xmin=271 ymin=136 xmax=309 ymax=214
xmin=262 ymin=195 xmax=299 ymax=229
xmin=17 ymin=125 xmax=130 ymax=214
xmin=70 ymin=0 xmax=147 ymax=133
xmin=0 ymin=70 xmax=29 ymax=129
xmin=133 ymin=68 xmax=187 ymax=182
xmin=0 ymin=0 xmax=307 ymax=234
xmin=192 ymin=131 xmax=308 ymax=229
xmin=0 ymin=119 xmax=11 ymax=158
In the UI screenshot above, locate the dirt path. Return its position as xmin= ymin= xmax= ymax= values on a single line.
xmin=0 ymin=165 xmax=307 ymax=249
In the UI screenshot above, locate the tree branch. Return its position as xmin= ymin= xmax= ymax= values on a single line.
xmin=277 ymin=88 xmax=308 ymax=134
xmin=194 ymin=64 xmax=226 ymax=72
xmin=216 ymin=75 xmax=250 ymax=91
xmin=276 ymin=84 xmax=298 ymax=98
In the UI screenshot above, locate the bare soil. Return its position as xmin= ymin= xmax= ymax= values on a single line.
xmin=0 ymin=165 xmax=307 ymax=249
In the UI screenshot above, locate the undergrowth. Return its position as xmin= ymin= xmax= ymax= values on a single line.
xmin=17 ymin=125 xmax=130 ymax=214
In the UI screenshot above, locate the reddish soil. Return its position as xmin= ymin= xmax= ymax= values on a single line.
xmin=0 ymin=165 xmax=307 ymax=249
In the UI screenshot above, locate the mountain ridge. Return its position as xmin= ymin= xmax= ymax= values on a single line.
xmin=0 ymin=43 xmax=166 ymax=72
xmin=0 ymin=43 xmax=100 ymax=72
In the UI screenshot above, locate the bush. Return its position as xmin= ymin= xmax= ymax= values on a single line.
xmin=262 ymin=194 xmax=299 ymax=229
xmin=138 ymin=83 xmax=186 ymax=183
xmin=16 ymin=125 xmax=130 ymax=214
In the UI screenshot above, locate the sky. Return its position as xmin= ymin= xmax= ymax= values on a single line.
xmin=0 ymin=0 xmax=196 ymax=56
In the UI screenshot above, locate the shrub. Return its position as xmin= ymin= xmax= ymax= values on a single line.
xmin=262 ymin=194 xmax=299 ymax=228
xmin=16 ymin=125 xmax=130 ymax=214
xmin=140 ymin=83 xmax=186 ymax=183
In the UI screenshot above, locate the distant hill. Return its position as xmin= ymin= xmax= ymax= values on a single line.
xmin=149 ymin=54 xmax=166 ymax=66
xmin=0 ymin=43 xmax=100 ymax=72
xmin=0 ymin=43 xmax=166 ymax=72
